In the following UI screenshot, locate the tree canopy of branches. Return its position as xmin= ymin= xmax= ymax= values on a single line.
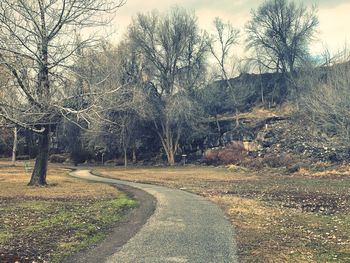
xmin=209 ymin=17 xmax=239 ymax=82
xmin=300 ymin=50 xmax=350 ymax=145
xmin=78 ymin=40 xmax=146 ymax=166
xmin=208 ymin=17 xmax=244 ymax=128
xmin=0 ymin=0 xmax=124 ymax=185
xmin=245 ymin=0 xmax=318 ymax=73
xmin=128 ymin=7 xmax=208 ymax=165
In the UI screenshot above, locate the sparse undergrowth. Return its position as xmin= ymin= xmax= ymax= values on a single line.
xmin=95 ymin=165 xmax=350 ymax=263
xmin=0 ymin=162 xmax=137 ymax=263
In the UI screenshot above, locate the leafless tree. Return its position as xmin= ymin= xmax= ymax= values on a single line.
xmin=209 ymin=17 xmax=239 ymax=82
xmin=0 ymin=0 xmax=124 ymax=185
xmin=245 ymin=0 xmax=318 ymax=73
xmin=128 ymin=7 xmax=208 ymax=165
xmin=209 ymin=17 xmax=242 ymax=128
xmin=80 ymin=40 xmax=145 ymax=167
xmin=300 ymin=48 xmax=350 ymax=145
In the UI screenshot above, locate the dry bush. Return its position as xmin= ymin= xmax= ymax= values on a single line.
xmin=49 ymin=154 xmax=67 ymax=163
xmin=240 ymin=157 xmax=265 ymax=169
xmin=263 ymin=153 xmax=297 ymax=168
xmin=242 ymin=153 xmax=300 ymax=170
xmin=203 ymin=141 xmax=248 ymax=165
xmin=16 ymin=155 xmax=30 ymax=161
xmin=203 ymin=149 xmax=220 ymax=164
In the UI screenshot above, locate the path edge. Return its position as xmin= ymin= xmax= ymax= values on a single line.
xmin=65 ymin=169 xmax=157 ymax=263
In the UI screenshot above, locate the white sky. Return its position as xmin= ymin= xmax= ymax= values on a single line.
xmin=110 ymin=0 xmax=350 ymax=57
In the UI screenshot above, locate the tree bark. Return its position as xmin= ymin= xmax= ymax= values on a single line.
xmin=12 ymin=127 xmax=17 ymax=166
xmin=161 ymin=139 xmax=176 ymax=166
xmin=124 ymin=147 xmax=128 ymax=168
xmin=28 ymin=129 xmax=49 ymax=186
xmin=167 ymin=150 xmax=175 ymax=166
xmin=132 ymin=147 xmax=137 ymax=164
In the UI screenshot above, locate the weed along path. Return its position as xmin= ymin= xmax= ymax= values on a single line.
xmin=69 ymin=170 xmax=238 ymax=263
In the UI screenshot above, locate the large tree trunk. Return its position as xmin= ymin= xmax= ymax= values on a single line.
xmin=164 ymin=147 xmax=175 ymax=166
xmin=12 ymin=127 xmax=17 ymax=166
xmin=159 ymin=136 xmax=176 ymax=166
xmin=154 ymin=119 xmax=178 ymax=166
xmin=164 ymin=130 xmax=176 ymax=166
xmin=28 ymin=130 xmax=49 ymax=186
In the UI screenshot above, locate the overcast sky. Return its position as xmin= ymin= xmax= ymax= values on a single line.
xmin=112 ymin=0 xmax=350 ymax=56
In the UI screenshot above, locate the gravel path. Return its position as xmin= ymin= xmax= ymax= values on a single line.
xmin=70 ymin=170 xmax=238 ymax=263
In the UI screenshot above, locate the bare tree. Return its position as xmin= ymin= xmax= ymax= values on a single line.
xmin=245 ymin=0 xmax=318 ymax=73
xmin=0 ymin=0 xmax=124 ymax=185
xmin=209 ymin=17 xmax=241 ymax=128
xmin=128 ymin=7 xmax=208 ymax=165
xmin=300 ymin=48 xmax=350 ymax=144
xmin=209 ymin=17 xmax=239 ymax=82
xmin=80 ymin=40 xmax=145 ymax=167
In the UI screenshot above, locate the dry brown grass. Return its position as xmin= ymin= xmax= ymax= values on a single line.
xmin=210 ymin=196 xmax=318 ymax=263
xmin=298 ymin=164 xmax=350 ymax=177
xmin=214 ymin=103 xmax=296 ymax=123
xmin=95 ymin=165 xmax=350 ymax=263
xmin=95 ymin=166 xmax=258 ymax=194
xmin=96 ymin=166 xmax=256 ymax=182
xmin=0 ymin=161 xmax=136 ymax=263
xmin=0 ymin=161 xmax=117 ymax=200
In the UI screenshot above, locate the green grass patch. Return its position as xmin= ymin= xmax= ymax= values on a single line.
xmin=0 ymin=193 xmax=137 ymax=263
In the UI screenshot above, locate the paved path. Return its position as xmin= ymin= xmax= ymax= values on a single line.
xmin=70 ymin=170 xmax=238 ymax=263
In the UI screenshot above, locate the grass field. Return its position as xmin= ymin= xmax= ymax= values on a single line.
xmin=95 ymin=165 xmax=350 ymax=263
xmin=0 ymin=161 xmax=137 ymax=263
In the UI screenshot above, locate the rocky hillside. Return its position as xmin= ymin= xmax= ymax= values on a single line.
xmin=194 ymin=105 xmax=350 ymax=165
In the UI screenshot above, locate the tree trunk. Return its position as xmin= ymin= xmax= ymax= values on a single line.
xmin=215 ymin=115 xmax=223 ymax=146
xmin=235 ymin=108 xmax=240 ymax=127
xmin=12 ymin=127 xmax=17 ymax=166
xmin=28 ymin=130 xmax=49 ymax=186
xmin=154 ymin=120 xmax=176 ymax=166
xmin=167 ymin=150 xmax=175 ymax=166
xmin=124 ymin=147 xmax=128 ymax=168
xmin=132 ymin=147 xmax=137 ymax=164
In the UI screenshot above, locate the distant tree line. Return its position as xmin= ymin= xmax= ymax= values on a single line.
xmin=1 ymin=0 xmax=349 ymax=185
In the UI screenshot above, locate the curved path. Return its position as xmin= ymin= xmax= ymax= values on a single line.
xmin=70 ymin=170 xmax=238 ymax=263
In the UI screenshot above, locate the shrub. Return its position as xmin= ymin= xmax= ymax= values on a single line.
xmin=262 ymin=153 xmax=296 ymax=168
xmin=49 ymin=154 xmax=67 ymax=163
xmin=203 ymin=141 xmax=248 ymax=165
xmin=203 ymin=149 xmax=220 ymax=165
xmin=218 ymin=141 xmax=247 ymax=164
xmin=241 ymin=153 xmax=300 ymax=170
xmin=240 ymin=157 xmax=265 ymax=169
xmin=70 ymin=150 xmax=94 ymax=166
xmin=16 ymin=155 xmax=30 ymax=161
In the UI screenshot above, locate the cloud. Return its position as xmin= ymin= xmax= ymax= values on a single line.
xmin=312 ymin=2 xmax=350 ymax=54
xmin=111 ymin=0 xmax=350 ymax=56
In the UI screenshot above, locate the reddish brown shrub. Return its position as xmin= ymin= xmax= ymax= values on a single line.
xmin=203 ymin=141 xmax=248 ymax=165
xmin=217 ymin=141 xmax=247 ymax=164
xmin=203 ymin=149 xmax=220 ymax=164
